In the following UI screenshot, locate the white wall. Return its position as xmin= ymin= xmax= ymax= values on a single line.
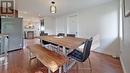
xmin=56 ymin=15 xmax=67 ymax=34
xmin=44 ymin=16 xmax=56 ymax=35
xmin=56 ymin=0 xmax=120 ymax=57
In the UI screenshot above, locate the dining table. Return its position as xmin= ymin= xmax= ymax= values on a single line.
xmin=39 ymin=35 xmax=86 ymax=72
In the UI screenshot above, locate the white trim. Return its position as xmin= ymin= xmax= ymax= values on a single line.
xmin=120 ymin=55 xmax=127 ymax=73
xmin=13 ymin=0 xmax=16 ymax=15
xmin=119 ymin=0 xmax=127 ymax=73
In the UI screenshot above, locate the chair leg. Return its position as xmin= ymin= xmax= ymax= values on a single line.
xmin=76 ymin=62 xmax=78 ymax=73
xmin=29 ymin=51 xmax=32 ymax=64
xmin=88 ymin=57 xmax=92 ymax=73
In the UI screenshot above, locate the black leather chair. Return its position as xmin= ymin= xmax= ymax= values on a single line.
xmin=49 ymin=33 xmax=65 ymax=53
xmin=43 ymin=33 xmax=48 ymax=36
xmin=67 ymin=34 xmax=75 ymax=37
xmin=57 ymin=33 xmax=65 ymax=37
xmin=67 ymin=37 xmax=93 ymax=73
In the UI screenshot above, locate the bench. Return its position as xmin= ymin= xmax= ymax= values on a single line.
xmin=27 ymin=44 xmax=67 ymax=73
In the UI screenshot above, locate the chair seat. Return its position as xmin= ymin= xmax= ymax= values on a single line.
xmin=67 ymin=49 xmax=84 ymax=62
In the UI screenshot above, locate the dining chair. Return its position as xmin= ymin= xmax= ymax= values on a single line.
xmin=43 ymin=33 xmax=48 ymax=36
xmin=67 ymin=37 xmax=93 ymax=73
xmin=67 ymin=34 xmax=75 ymax=37
xmin=47 ymin=33 xmax=65 ymax=53
xmin=57 ymin=33 xmax=65 ymax=37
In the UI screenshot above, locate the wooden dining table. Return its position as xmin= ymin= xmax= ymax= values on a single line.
xmin=39 ymin=35 xmax=86 ymax=72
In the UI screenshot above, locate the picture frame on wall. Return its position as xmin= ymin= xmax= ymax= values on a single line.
xmin=124 ymin=0 xmax=130 ymax=17
xmin=0 ymin=1 xmax=14 ymax=14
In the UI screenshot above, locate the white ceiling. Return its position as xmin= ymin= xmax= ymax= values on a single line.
xmin=16 ymin=0 xmax=113 ymax=17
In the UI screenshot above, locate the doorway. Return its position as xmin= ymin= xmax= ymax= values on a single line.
xmin=67 ymin=14 xmax=78 ymax=36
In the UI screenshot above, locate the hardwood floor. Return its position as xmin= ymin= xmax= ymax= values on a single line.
xmin=0 ymin=38 xmax=123 ymax=73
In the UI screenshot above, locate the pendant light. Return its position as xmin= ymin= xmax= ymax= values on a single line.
xmin=50 ymin=1 xmax=56 ymax=13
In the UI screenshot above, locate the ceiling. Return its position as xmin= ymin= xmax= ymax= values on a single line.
xmin=16 ymin=0 xmax=113 ymax=17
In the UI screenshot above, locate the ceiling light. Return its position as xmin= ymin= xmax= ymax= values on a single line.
xmin=50 ymin=1 xmax=56 ymax=13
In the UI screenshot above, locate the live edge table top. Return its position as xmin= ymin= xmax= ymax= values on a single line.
xmin=39 ymin=35 xmax=86 ymax=50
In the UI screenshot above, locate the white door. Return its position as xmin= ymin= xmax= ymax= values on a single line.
xmin=67 ymin=14 xmax=78 ymax=36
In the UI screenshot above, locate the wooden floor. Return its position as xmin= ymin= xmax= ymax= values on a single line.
xmin=0 ymin=38 xmax=123 ymax=73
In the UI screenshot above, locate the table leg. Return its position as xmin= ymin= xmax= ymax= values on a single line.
xmin=63 ymin=47 xmax=67 ymax=56
xmin=63 ymin=47 xmax=77 ymax=73
xmin=40 ymin=40 xmax=44 ymax=47
xmin=48 ymin=69 xmax=51 ymax=73
xmin=59 ymin=67 xmax=62 ymax=73
xmin=67 ymin=60 xmax=76 ymax=70
xmin=63 ymin=47 xmax=67 ymax=73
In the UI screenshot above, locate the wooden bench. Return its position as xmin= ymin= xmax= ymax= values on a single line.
xmin=27 ymin=44 xmax=67 ymax=73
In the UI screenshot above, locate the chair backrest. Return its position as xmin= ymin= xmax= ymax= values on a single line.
xmin=44 ymin=33 xmax=48 ymax=36
xmin=67 ymin=34 xmax=75 ymax=37
xmin=82 ymin=37 xmax=93 ymax=62
xmin=57 ymin=33 xmax=65 ymax=36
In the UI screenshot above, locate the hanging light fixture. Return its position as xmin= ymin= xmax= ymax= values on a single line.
xmin=50 ymin=1 xmax=56 ymax=13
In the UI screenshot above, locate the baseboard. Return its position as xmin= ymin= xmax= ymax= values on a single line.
xmin=92 ymin=51 xmax=113 ymax=58
xmin=92 ymin=49 xmax=120 ymax=58
xmin=120 ymin=55 xmax=127 ymax=73
xmin=8 ymin=48 xmax=23 ymax=53
xmin=91 ymin=50 xmax=115 ymax=58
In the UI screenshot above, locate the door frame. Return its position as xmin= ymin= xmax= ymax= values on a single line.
xmin=67 ymin=13 xmax=79 ymax=36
